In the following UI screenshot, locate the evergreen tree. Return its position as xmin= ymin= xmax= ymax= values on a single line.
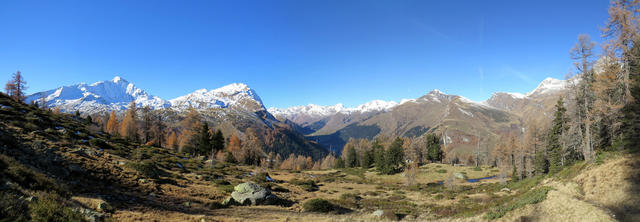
xmin=372 ymin=139 xmax=386 ymax=171
xmin=344 ymin=144 xmax=358 ymax=168
xmin=381 ymin=137 xmax=404 ymax=174
xmin=360 ymin=149 xmax=374 ymax=168
xmin=621 ymin=38 xmax=640 ymax=152
xmin=212 ymin=129 xmax=225 ymax=155
xmin=534 ymin=145 xmax=549 ymax=175
xmin=335 ymin=157 xmax=345 ymax=168
xmin=198 ymin=122 xmax=212 ymax=156
xmin=548 ymin=98 xmax=567 ymax=174
xmin=511 ymin=165 xmax=520 ymax=182
xmin=425 ymin=133 xmax=443 ymax=162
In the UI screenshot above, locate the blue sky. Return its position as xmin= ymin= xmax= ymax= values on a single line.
xmin=0 ymin=0 xmax=610 ymax=108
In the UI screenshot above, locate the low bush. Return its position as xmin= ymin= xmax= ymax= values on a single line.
xmin=436 ymin=169 xmax=447 ymax=174
xmin=303 ymin=198 xmax=335 ymax=213
xmin=485 ymin=186 xmax=553 ymax=219
xmin=29 ymin=193 xmax=86 ymax=222
xmin=290 ymin=179 xmax=319 ymax=192
xmin=127 ymin=160 xmax=161 ymax=179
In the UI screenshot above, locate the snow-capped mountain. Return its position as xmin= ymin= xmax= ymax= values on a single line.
xmin=25 ymin=76 xmax=170 ymax=113
xmin=525 ymin=77 xmax=569 ymax=97
xmin=269 ymin=89 xmax=452 ymax=121
xmin=170 ymin=83 xmax=265 ymax=112
xmin=269 ymin=99 xmax=401 ymax=121
xmin=26 ymin=77 xmax=267 ymax=115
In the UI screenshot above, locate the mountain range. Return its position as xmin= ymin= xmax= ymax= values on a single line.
xmin=25 ymin=76 xmax=570 ymax=160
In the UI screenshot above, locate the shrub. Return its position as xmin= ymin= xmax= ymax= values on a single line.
xmin=29 ymin=193 xmax=85 ymax=222
xmin=436 ymin=169 xmax=447 ymax=173
xmin=127 ymin=160 xmax=160 ymax=179
xmin=303 ymin=198 xmax=334 ymax=213
xmin=0 ymin=191 xmax=29 ymax=221
xmin=290 ymin=179 xmax=319 ymax=192
xmin=89 ymin=138 xmax=111 ymax=150
xmin=485 ymin=186 xmax=553 ymax=219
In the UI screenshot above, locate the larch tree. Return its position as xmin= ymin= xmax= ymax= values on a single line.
xmin=167 ymin=131 xmax=178 ymax=151
xmin=120 ymin=101 xmax=139 ymax=142
xmin=151 ymin=112 xmax=166 ymax=147
xmin=228 ymin=133 xmax=243 ymax=163
xmin=569 ymin=34 xmax=597 ymax=160
xmin=106 ymin=111 xmax=119 ymax=136
xmin=5 ymin=70 xmax=27 ymax=102
xmin=140 ymin=105 xmax=153 ymax=144
xmin=602 ymin=0 xmax=640 ymax=104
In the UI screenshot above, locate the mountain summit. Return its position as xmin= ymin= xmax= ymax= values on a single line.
xmin=25 ymin=76 xmax=169 ymax=113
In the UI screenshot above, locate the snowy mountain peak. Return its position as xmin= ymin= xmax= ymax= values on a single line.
xmin=429 ymin=89 xmax=445 ymax=95
xmin=526 ymin=77 xmax=567 ymax=97
xmin=356 ymin=100 xmax=398 ymax=113
xmin=26 ymin=76 xmax=170 ymax=113
xmin=169 ymin=83 xmax=265 ymax=112
xmin=112 ymin=76 xmax=126 ymax=83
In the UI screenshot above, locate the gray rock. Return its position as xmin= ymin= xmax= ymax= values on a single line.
xmin=454 ymin=172 xmax=468 ymax=180
xmin=373 ymin=209 xmax=398 ymax=221
xmin=228 ymin=182 xmax=279 ymax=206
xmin=500 ymin=187 xmax=511 ymax=192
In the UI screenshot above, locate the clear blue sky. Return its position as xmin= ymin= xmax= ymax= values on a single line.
xmin=0 ymin=0 xmax=610 ymax=108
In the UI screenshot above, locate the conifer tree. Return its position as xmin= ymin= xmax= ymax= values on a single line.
xmin=621 ymin=38 xmax=640 ymax=152
xmin=5 ymin=70 xmax=27 ymax=102
xmin=106 ymin=111 xmax=119 ymax=136
xmin=382 ymin=137 xmax=404 ymax=174
xmin=344 ymin=144 xmax=358 ymax=168
xmin=335 ymin=157 xmax=345 ymax=169
xmin=425 ymin=133 xmax=443 ymax=162
xmin=548 ymin=98 xmax=567 ymax=174
xmin=167 ymin=131 xmax=178 ymax=151
xmin=372 ymin=139 xmax=385 ymax=171
xmin=198 ymin=122 xmax=212 ymax=156
xmin=212 ymin=129 xmax=225 ymax=153
xmin=360 ymin=149 xmax=374 ymax=168
xmin=120 ymin=101 xmax=139 ymax=141
xmin=140 ymin=105 xmax=153 ymax=144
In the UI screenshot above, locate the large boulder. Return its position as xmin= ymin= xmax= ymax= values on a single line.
xmin=454 ymin=172 xmax=468 ymax=180
xmin=228 ymin=182 xmax=278 ymax=206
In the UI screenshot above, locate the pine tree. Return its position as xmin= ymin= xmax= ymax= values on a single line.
xmin=548 ymin=98 xmax=567 ymax=174
xmin=621 ymin=38 xmax=640 ymax=152
xmin=360 ymin=149 xmax=374 ymax=168
xmin=372 ymin=139 xmax=385 ymax=171
xmin=382 ymin=137 xmax=405 ymax=174
xmin=106 ymin=111 xmax=119 ymax=136
xmin=198 ymin=122 xmax=212 ymax=156
xmin=344 ymin=144 xmax=358 ymax=168
xmin=212 ymin=130 xmax=225 ymax=153
xmin=425 ymin=133 xmax=443 ymax=162
xmin=335 ymin=157 xmax=345 ymax=169
xmin=5 ymin=70 xmax=27 ymax=102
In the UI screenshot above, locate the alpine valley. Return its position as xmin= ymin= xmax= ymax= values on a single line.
xmin=27 ymin=75 xmax=570 ymax=162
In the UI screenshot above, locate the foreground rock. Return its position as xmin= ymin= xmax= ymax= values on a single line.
xmin=223 ymin=182 xmax=279 ymax=206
